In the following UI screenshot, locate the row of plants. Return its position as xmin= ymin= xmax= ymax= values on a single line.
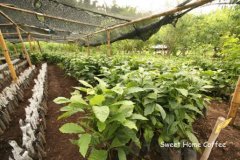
xmin=30 ymin=50 xmax=238 ymax=159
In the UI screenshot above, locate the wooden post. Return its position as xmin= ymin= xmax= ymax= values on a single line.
xmin=16 ymin=27 xmax=32 ymax=67
xmin=37 ymin=41 xmax=43 ymax=54
xmin=227 ymin=77 xmax=240 ymax=125
xmin=27 ymin=34 xmax=33 ymax=53
xmin=0 ymin=30 xmax=18 ymax=82
xmin=13 ymin=45 xmax=18 ymax=56
xmin=87 ymin=36 xmax=90 ymax=56
xmin=107 ymin=30 xmax=111 ymax=56
xmin=200 ymin=117 xmax=231 ymax=160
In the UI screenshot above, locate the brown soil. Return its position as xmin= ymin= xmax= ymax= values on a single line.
xmin=45 ymin=64 xmax=83 ymax=160
xmin=0 ymin=67 xmax=38 ymax=159
xmin=194 ymin=100 xmax=240 ymax=160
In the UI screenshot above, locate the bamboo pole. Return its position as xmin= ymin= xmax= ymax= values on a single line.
xmin=16 ymin=27 xmax=32 ymax=67
xmin=227 ymin=77 xmax=240 ymax=125
xmin=83 ymin=0 xmax=213 ymax=38
xmin=37 ymin=41 xmax=43 ymax=54
xmin=13 ymin=44 xmax=19 ymax=56
xmin=27 ymin=34 xmax=33 ymax=53
xmin=0 ymin=30 xmax=18 ymax=82
xmin=107 ymin=30 xmax=111 ymax=56
xmin=0 ymin=3 xmax=104 ymax=28
xmin=200 ymin=117 xmax=231 ymax=160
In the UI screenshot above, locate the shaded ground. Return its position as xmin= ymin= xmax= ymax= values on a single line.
xmin=45 ymin=64 xmax=83 ymax=160
xmin=194 ymin=100 xmax=240 ymax=160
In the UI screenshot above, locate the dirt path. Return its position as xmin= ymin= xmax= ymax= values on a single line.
xmin=45 ymin=64 xmax=83 ymax=160
xmin=194 ymin=101 xmax=240 ymax=160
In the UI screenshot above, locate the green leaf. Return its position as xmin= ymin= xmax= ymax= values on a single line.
xmin=127 ymin=87 xmax=145 ymax=94
xmin=89 ymin=149 xmax=108 ymax=160
xmin=110 ymin=138 xmax=124 ymax=148
xmin=144 ymin=103 xmax=155 ymax=116
xmin=70 ymin=95 xmax=88 ymax=105
xmin=131 ymin=114 xmax=148 ymax=120
xmin=155 ymin=104 xmax=166 ymax=119
xmin=79 ymin=80 xmax=93 ymax=88
xmin=113 ymin=100 xmax=134 ymax=106
xmin=118 ymin=105 xmax=134 ymax=117
xmin=94 ymin=77 xmax=108 ymax=90
xmin=92 ymin=106 xmax=110 ymax=122
xmin=53 ymin=97 xmax=70 ymax=104
xmin=112 ymin=84 xmax=124 ymax=95
xmin=90 ymin=95 xmax=105 ymax=106
xmin=97 ymin=121 xmax=106 ymax=132
xmin=158 ymin=136 xmax=164 ymax=147
xmin=186 ymin=131 xmax=200 ymax=151
xmin=58 ymin=110 xmax=78 ymax=120
xmin=118 ymin=148 xmax=127 ymax=160
xmin=78 ymin=134 xmax=92 ymax=157
xmin=176 ymin=88 xmax=188 ymax=97
xmin=144 ymin=128 xmax=154 ymax=145
xmin=183 ymin=104 xmax=203 ymax=115
xmin=123 ymin=120 xmax=138 ymax=130
xmin=59 ymin=123 xmax=84 ymax=134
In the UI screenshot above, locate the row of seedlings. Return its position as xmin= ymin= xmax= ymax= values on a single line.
xmin=0 ymin=60 xmax=28 ymax=90
xmin=0 ymin=65 xmax=36 ymax=135
xmin=9 ymin=63 xmax=48 ymax=160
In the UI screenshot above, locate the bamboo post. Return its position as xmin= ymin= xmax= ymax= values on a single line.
xmin=37 ymin=41 xmax=43 ymax=54
xmin=16 ymin=27 xmax=32 ymax=67
xmin=0 ymin=30 xmax=18 ymax=82
xmin=13 ymin=45 xmax=18 ymax=56
xmin=227 ymin=77 xmax=240 ymax=125
xmin=107 ymin=30 xmax=111 ymax=56
xmin=87 ymin=36 xmax=90 ymax=56
xmin=200 ymin=117 xmax=231 ymax=160
xmin=27 ymin=34 xmax=33 ymax=53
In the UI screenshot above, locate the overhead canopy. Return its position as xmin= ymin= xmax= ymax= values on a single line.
xmin=0 ymin=0 xmax=215 ymax=46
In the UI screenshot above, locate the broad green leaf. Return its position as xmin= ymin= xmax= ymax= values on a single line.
xmin=112 ymin=84 xmax=124 ymax=95
xmin=92 ymin=106 xmax=110 ymax=122
xmin=183 ymin=104 xmax=203 ymax=115
xmin=78 ymin=134 xmax=92 ymax=157
xmin=123 ymin=120 xmax=138 ymax=130
xmin=59 ymin=123 xmax=84 ymax=133
xmin=127 ymin=87 xmax=145 ymax=94
xmin=186 ymin=131 xmax=200 ymax=151
xmin=113 ymin=100 xmax=134 ymax=106
xmin=176 ymin=88 xmax=188 ymax=97
xmin=79 ymin=80 xmax=93 ymax=88
xmin=155 ymin=104 xmax=166 ymax=119
xmin=90 ymin=95 xmax=105 ymax=106
xmin=118 ymin=105 xmax=134 ymax=117
xmin=89 ymin=149 xmax=108 ymax=160
xmin=53 ymin=97 xmax=70 ymax=104
xmin=60 ymin=105 xmax=84 ymax=112
xmin=110 ymin=138 xmax=124 ymax=148
xmin=58 ymin=110 xmax=78 ymax=120
xmin=131 ymin=114 xmax=148 ymax=120
xmin=158 ymin=136 xmax=164 ymax=147
xmin=144 ymin=103 xmax=155 ymax=116
xmin=97 ymin=121 xmax=106 ymax=132
xmin=118 ymin=148 xmax=127 ymax=160
xmin=94 ymin=77 xmax=107 ymax=89
xmin=70 ymin=95 xmax=88 ymax=105
xmin=144 ymin=128 xmax=154 ymax=145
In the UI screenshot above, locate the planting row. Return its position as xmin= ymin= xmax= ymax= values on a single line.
xmin=0 ymin=66 xmax=36 ymax=135
xmin=9 ymin=63 xmax=48 ymax=160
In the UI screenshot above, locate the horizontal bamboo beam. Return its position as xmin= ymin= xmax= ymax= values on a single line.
xmin=0 ymin=3 xmax=105 ymax=29
xmin=83 ymin=0 xmax=213 ymax=38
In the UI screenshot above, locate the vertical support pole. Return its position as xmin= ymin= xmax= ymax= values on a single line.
xmin=0 ymin=30 xmax=18 ymax=83
xmin=107 ymin=30 xmax=111 ymax=56
xmin=27 ymin=34 xmax=33 ymax=53
xmin=227 ymin=76 xmax=240 ymax=125
xmin=37 ymin=41 xmax=43 ymax=54
xmin=13 ymin=44 xmax=18 ymax=56
xmin=87 ymin=36 xmax=90 ymax=56
xmin=16 ymin=27 xmax=32 ymax=67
